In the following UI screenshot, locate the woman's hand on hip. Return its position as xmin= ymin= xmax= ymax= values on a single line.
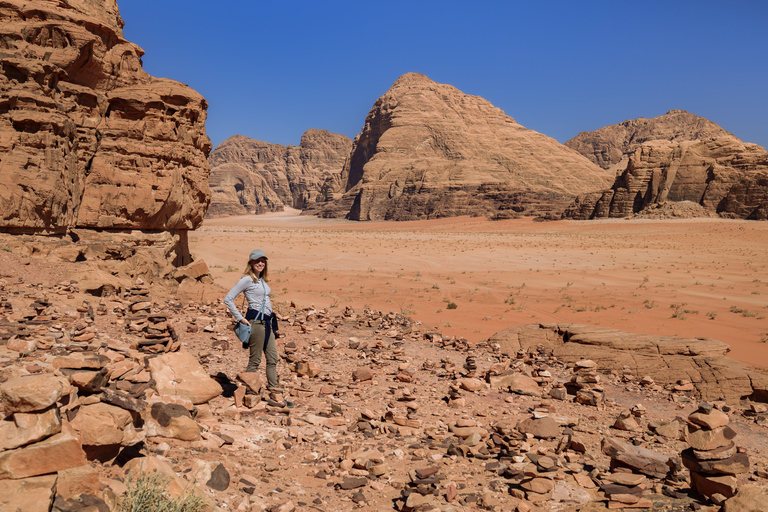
xmin=239 ymin=318 xmax=249 ymax=325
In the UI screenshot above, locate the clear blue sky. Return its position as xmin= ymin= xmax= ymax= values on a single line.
xmin=120 ymin=1 xmax=768 ymax=151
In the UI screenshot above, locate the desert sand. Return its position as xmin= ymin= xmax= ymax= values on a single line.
xmin=190 ymin=210 xmax=768 ymax=369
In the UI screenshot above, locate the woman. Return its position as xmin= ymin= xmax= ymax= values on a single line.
xmin=224 ymin=249 xmax=288 ymax=405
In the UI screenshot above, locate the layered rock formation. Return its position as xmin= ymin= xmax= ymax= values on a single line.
xmin=207 ymin=130 xmax=351 ymax=217
xmin=312 ymin=73 xmax=612 ymax=221
xmin=563 ymin=137 xmax=768 ymax=220
xmin=0 ymin=0 xmax=211 ymax=269
xmin=489 ymin=323 xmax=768 ymax=403
xmin=565 ymin=110 xmax=733 ymax=170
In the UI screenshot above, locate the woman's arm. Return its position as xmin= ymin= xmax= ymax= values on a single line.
xmin=224 ymin=277 xmax=250 ymax=322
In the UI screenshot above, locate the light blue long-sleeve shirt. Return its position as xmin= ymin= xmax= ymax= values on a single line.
xmin=224 ymin=276 xmax=272 ymax=321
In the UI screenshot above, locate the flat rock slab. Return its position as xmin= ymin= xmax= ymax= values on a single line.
xmin=601 ymin=437 xmax=672 ymax=479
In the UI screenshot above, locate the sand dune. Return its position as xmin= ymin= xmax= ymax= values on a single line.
xmin=191 ymin=210 xmax=768 ymax=368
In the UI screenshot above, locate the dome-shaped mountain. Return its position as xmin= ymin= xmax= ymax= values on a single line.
xmin=313 ymin=73 xmax=613 ymax=220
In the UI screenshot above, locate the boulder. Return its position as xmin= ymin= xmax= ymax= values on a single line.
xmin=0 ymin=474 xmax=57 ymax=512
xmin=0 ymin=374 xmax=69 ymax=413
xmin=148 ymin=352 xmax=222 ymax=404
xmin=0 ymin=432 xmax=87 ymax=479
xmin=601 ymin=437 xmax=674 ymax=479
xmin=0 ymin=407 xmax=62 ymax=451
xmin=69 ymin=402 xmax=141 ymax=447
xmin=146 ymin=402 xmax=201 ymax=441
xmin=721 ymin=485 xmax=768 ymax=512
xmin=517 ymin=417 xmax=561 ymax=439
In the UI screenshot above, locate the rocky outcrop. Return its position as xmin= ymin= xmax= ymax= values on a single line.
xmin=0 ymin=0 xmax=211 ymax=273
xmin=563 ymin=137 xmax=768 ymax=220
xmin=565 ymin=110 xmax=732 ymax=170
xmin=207 ymin=130 xmax=351 ymax=217
xmin=489 ymin=323 xmax=768 ymax=403
xmin=312 ymin=73 xmax=612 ymax=221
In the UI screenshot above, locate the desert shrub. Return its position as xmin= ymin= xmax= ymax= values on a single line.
xmin=119 ymin=470 xmax=206 ymax=512
xmin=446 ymin=302 xmax=458 ymax=309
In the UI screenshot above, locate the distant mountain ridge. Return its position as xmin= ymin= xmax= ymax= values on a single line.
xmin=565 ymin=110 xmax=734 ymax=170
xmin=208 ymin=77 xmax=767 ymax=221
xmin=206 ymin=130 xmax=351 ymax=217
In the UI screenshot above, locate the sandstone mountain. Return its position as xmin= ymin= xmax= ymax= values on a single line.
xmin=563 ymin=136 xmax=768 ymax=220
xmin=310 ymin=73 xmax=613 ymax=221
xmin=565 ymin=110 xmax=733 ymax=170
xmin=206 ymin=130 xmax=351 ymax=217
xmin=0 ymin=0 xmax=210 ymax=273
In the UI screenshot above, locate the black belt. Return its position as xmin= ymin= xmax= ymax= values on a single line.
xmin=245 ymin=309 xmax=271 ymax=321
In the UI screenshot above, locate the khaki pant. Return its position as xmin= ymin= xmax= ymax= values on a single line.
xmin=246 ymin=320 xmax=278 ymax=388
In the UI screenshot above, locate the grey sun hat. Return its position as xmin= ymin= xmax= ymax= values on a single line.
xmin=248 ymin=249 xmax=267 ymax=261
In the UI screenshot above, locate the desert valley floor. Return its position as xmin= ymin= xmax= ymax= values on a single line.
xmin=191 ymin=211 xmax=768 ymax=369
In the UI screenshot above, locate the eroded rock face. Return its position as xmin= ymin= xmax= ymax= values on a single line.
xmin=565 ymin=110 xmax=732 ymax=170
xmin=489 ymin=323 xmax=768 ymax=402
xmin=207 ymin=130 xmax=351 ymax=217
xmin=313 ymin=73 xmax=612 ymax=221
xmin=0 ymin=0 xmax=211 ymax=232
xmin=563 ymin=137 xmax=768 ymax=220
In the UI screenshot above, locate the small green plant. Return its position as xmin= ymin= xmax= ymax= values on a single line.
xmin=119 ymin=470 xmax=206 ymax=512
xmin=446 ymin=302 xmax=458 ymax=310
xmin=643 ymin=300 xmax=657 ymax=309
xmin=706 ymin=311 xmax=717 ymax=320
xmin=730 ymin=306 xmax=758 ymax=317
xmin=224 ymin=265 xmax=238 ymax=272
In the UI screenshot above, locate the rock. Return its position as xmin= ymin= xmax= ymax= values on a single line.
xmin=56 ymin=465 xmax=102 ymax=501
xmin=0 ymin=432 xmax=87 ymax=479
xmin=692 ymin=442 xmax=738 ymax=461
xmin=488 ymin=323 xmax=768 ymax=402
xmin=517 ymin=417 xmax=561 ymax=439
xmin=314 ymin=72 xmax=611 ymax=221
xmin=146 ymin=402 xmax=201 ymax=441
xmin=352 ymin=367 xmax=374 ymax=382
xmin=690 ymin=471 xmax=738 ymax=499
xmin=0 ymin=474 xmax=57 ymax=512
xmin=689 ymin=408 xmax=730 ymax=430
xmin=491 ymin=373 xmax=542 ymax=396
xmin=551 ymin=481 xmax=592 ymax=504
xmin=650 ymin=421 xmax=681 ymax=439
xmin=208 ymin=130 xmax=352 ymax=216
xmin=69 ymin=402 xmax=142 ymax=447
xmin=0 ymin=407 xmax=62 ymax=451
xmin=191 ymin=460 xmax=230 ymax=491
xmin=685 ymin=424 xmax=738 ymax=451
xmin=681 ymin=449 xmax=750 ymax=475
xmin=340 ymin=476 xmax=368 ymax=490
xmin=565 ymin=109 xmax=732 ymax=169
xmin=520 ymin=477 xmax=555 ymax=494
xmin=148 ymin=352 xmax=222 ymax=404
xmin=0 ymin=374 xmax=69 ymax=413
xmin=601 ymin=437 xmax=673 ymax=479
xmin=458 ymin=377 xmax=485 ymax=392
xmin=237 ymin=372 xmax=264 ymax=395
xmin=0 ymin=0 xmax=210 ymax=233
xmin=721 ymin=485 xmax=768 ymax=512
xmin=565 ymin=135 xmax=768 ymax=221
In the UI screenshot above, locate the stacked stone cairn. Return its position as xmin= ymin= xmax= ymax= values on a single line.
xmin=567 ymin=359 xmax=605 ymax=406
xmin=682 ymin=401 xmax=749 ymax=504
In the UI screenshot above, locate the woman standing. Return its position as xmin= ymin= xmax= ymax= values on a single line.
xmin=224 ymin=249 xmax=288 ymax=405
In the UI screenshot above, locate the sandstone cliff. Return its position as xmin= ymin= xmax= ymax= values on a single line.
xmin=563 ymin=137 xmax=768 ymax=220
xmin=0 ymin=0 xmax=211 ymax=274
xmin=0 ymin=1 xmax=210 ymax=230
xmin=312 ymin=73 xmax=613 ymax=221
xmin=207 ymin=130 xmax=351 ymax=217
xmin=565 ymin=110 xmax=733 ymax=170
